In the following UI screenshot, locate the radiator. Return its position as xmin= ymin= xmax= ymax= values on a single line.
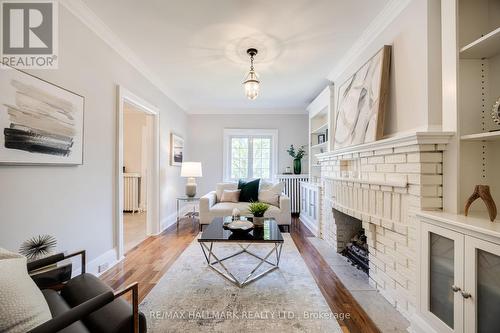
xmin=275 ymin=174 xmax=309 ymax=214
xmin=124 ymin=173 xmax=141 ymax=213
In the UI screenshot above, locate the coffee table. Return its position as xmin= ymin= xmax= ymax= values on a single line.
xmin=198 ymin=217 xmax=284 ymax=287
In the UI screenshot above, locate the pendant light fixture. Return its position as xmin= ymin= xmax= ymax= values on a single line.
xmin=243 ymin=48 xmax=260 ymax=100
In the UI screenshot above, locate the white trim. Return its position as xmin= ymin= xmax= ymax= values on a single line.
xmin=188 ymin=107 xmax=307 ymax=115
xmin=60 ymin=0 xmax=187 ymax=111
xmin=158 ymin=205 xmax=193 ymax=234
xmin=117 ymin=86 xmax=161 ymax=259
xmin=327 ymin=0 xmax=412 ymax=81
xmin=223 ymin=129 xmax=278 ymax=182
xmin=316 ymin=132 xmax=455 ymax=160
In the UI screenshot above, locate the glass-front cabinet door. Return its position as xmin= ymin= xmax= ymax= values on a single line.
xmin=421 ymin=223 xmax=464 ymax=333
xmin=464 ymin=236 xmax=500 ymax=333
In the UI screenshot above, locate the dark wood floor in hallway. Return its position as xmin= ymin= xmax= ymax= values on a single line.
xmin=100 ymin=218 xmax=380 ymax=333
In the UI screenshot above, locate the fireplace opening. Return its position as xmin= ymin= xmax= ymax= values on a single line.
xmin=332 ymin=209 xmax=369 ymax=274
xmin=341 ymin=229 xmax=369 ymax=274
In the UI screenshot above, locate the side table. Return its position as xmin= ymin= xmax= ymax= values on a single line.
xmin=176 ymin=196 xmax=200 ymax=230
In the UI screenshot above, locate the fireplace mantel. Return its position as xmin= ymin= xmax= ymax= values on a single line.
xmin=316 ymin=131 xmax=454 ymax=160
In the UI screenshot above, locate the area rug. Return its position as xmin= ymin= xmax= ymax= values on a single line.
xmin=140 ymin=234 xmax=343 ymax=332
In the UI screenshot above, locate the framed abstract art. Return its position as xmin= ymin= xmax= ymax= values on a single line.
xmin=0 ymin=65 xmax=84 ymax=165
xmin=333 ymin=45 xmax=391 ymax=150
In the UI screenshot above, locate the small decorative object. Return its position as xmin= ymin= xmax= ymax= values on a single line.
xmin=248 ymin=201 xmax=270 ymax=226
xmin=284 ymin=166 xmax=292 ymax=174
xmin=170 ymin=133 xmax=184 ymax=166
xmin=19 ymin=235 xmax=57 ymax=261
xmin=0 ymin=65 xmax=84 ymax=165
xmin=318 ymin=134 xmax=325 ymax=144
xmin=492 ymin=97 xmax=500 ymax=125
xmin=334 ymin=45 xmax=391 ymax=149
xmin=243 ymin=48 xmax=260 ymax=100
xmin=287 ymin=144 xmax=306 ymax=175
xmin=464 ymin=185 xmax=497 ymax=222
xmin=180 ymin=162 xmax=202 ymax=197
xmin=226 ymin=220 xmax=254 ymax=234
xmin=232 ymin=208 xmax=241 ymax=220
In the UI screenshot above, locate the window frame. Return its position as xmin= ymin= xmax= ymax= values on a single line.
xmin=223 ymin=128 xmax=278 ymax=182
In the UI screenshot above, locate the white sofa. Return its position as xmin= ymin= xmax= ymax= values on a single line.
xmin=199 ymin=182 xmax=291 ymax=231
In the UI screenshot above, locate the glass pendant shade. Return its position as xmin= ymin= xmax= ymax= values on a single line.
xmin=243 ymin=70 xmax=260 ymax=100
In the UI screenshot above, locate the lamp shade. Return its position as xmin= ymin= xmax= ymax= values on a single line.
xmin=180 ymin=162 xmax=202 ymax=178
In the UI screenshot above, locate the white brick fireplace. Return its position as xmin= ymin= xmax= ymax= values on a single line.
xmin=316 ymin=132 xmax=452 ymax=319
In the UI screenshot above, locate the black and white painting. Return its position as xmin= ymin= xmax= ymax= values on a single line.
xmin=170 ymin=133 xmax=184 ymax=166
xmin=334 ymin=45 xmax=391 ymax=149
xmin=0 ymin=67 xmax=84 ymax=164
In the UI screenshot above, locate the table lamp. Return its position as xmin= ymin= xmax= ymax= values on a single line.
xmin=181 ymin=162 xmax=202 ymax=197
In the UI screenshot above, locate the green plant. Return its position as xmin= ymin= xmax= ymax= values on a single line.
xmin=287 ymin=144 xmax=306 ymax=160
xmin=248 ymin=201 xmax=270 ymax=217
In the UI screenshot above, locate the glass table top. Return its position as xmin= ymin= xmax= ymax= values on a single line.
xmin=198 ymin=217 xmax=284 ymax=243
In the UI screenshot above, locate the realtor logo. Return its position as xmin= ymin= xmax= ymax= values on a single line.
xmin=1 ymin=0 xmax=58 ymax=68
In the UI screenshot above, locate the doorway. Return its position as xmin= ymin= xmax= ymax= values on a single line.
xmin=117 ymin=87 xmax=160 ymax=259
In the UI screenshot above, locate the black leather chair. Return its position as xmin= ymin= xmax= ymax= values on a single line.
xmin=27 ymin=250 xmax=147 ymax=333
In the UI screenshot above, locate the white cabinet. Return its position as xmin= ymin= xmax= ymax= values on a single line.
xmin=413 ymin=213 xmax=500 ymax=333
xmin=299 ymin=182 xmax=321 ymax=236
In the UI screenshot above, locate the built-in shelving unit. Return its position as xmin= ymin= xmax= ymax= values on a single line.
xmin=307 ymin=85 xmax=334 ymax=183
xmin=452 ymin=0 xmax=500 ymax=218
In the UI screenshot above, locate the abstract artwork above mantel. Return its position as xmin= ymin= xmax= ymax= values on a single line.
xmin=0 ymin=66 xmax=84 ymax=165
xmin=333 ymin=45 xmax=391 ymax=150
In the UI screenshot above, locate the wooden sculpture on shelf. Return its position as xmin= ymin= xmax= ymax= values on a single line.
xmin=464 ymin=185 xmax=497 ymax=222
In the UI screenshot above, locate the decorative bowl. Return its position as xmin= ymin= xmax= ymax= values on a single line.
xmin=225 ymin=220 xmax=254 ymax=233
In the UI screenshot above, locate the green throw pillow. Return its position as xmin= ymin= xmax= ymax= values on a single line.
xmin=238 ymin=179 xmax=260 ymax=202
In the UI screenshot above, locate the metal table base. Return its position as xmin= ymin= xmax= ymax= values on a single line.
xmin=199 ymin=242 xmax=283 ymax=288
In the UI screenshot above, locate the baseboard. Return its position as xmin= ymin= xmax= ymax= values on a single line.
xmin=72 ymin=248 xmax=120 ymax=277
xmin=300 ymin=215 xmax=319 ymax=236
xmin=158 ymin=205 xmax=193 ymax=234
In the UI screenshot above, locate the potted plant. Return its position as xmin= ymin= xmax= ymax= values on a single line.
xmin=248 ymin=201 xmax=270 ymax=226
xmin=287 ymin=144 xmax=306 ymax=174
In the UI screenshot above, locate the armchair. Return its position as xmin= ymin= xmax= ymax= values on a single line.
xmin=27 ymin=250 xmax=146 ymax=333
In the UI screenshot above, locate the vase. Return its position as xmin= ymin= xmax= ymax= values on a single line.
xmin=293 ymin=158 xmax=302 ymax=174
xmin=252 ymin=216 xmax=265 ymax=227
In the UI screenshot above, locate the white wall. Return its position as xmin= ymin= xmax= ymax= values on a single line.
xmin=0 ymin=6 xmax=189 ymax=272
xmin=188 ymin=114 xmax=308 ymax=195
xmin=330 ymin=0 xmax=442 ymax=136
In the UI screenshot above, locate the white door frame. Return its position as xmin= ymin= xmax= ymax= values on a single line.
xmin=117 ymin=86 xmax=160 ymax=259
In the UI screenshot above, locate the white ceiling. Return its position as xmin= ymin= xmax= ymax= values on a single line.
xmin=82 ymin=0 xmax=389 ymax=113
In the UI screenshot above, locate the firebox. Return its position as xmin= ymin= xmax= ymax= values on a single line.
xmin=332 ymin=209 xmax=369 ymax=274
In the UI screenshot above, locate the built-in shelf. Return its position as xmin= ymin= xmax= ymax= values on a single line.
xmin=460 ymin=131 xmax=500 ymax=141
xmin=417 ymin=210 xmax=500 ymax=240
xmin=460 ymin=27 xmax=500 ymax=59
xmin=311 ymin=142 xmax=327 ymax=149
xmin=311 ymin=123 xmax=328 ymax=134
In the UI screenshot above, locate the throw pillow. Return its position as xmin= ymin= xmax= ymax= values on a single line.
xmin=258 ymin=182 xmax=285 ymax=206
xmin=215 ymin=183 xmax=238 ymax=202
xmin=0 ymin=248 xmax=52 ymax=333
xmin=220 ymin=190 xmax=241 ymax=203
xmin=238 ymin=179 xmax=260 ymax=202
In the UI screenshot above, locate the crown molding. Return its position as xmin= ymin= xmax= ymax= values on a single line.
xmin=327 ymin=0 xmax=411 ymax=81
xmin=60 ymin=0 xmax=188 ymax=111
xmin=187 ymin=107 xmax=307 ymax=115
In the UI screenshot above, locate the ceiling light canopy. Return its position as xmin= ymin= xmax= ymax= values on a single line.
xmin=242 ymin=48 xmax=260 ymax=100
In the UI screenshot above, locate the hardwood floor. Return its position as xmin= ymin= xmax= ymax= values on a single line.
xmin=100 ymin=217 xmax=380 ymax=333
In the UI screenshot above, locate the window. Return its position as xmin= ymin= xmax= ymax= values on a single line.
xmin=223 ymin=129 xmax=278 ymax=181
